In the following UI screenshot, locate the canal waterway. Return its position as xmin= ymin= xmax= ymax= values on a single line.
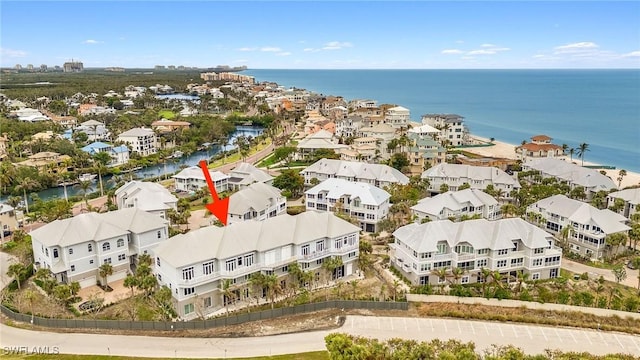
xmin=4 ymin=126 xmax=263 ymax=204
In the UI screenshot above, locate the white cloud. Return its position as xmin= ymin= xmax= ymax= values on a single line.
xmin=468 ymin=49 xmax=496 ymax=55
xmin=322 ymin=41 xmax=353 ymax=50
xmin=260 ymin=47 xmax=282 ymax=52
xmin=441 ymin=49 xmax=463 ymax=55
xmin=466 ymin=45 xmax=510 ymax=55
xmin=455 ymin=40 xmax=465 ymax=44
xmin=622 ymin=50 xmax=640 ymax=57
xmin=481 ymin=43 xmax=496 ymax=48
xmin=82 ymin=39 xmax=102 ymax=44
xmin=0 ymin=47 xmax=27 ymax=58
xmin=303 ymin=47 xmax=320 ymax=52
xmin=237 ymin=47 xmax=256 ymax=52
xmin=554 ymin=42 xmax=598 ymax=53
xmin=276 ymin=52 xmax=292 ymax=56
xmin=533 ymin=54 xmax=546 ymax=58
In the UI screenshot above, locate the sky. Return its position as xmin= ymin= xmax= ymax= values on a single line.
xmin=2 ymin=1 xmax=639 ymax=69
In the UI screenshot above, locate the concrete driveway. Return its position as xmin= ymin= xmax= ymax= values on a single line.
xmin=0 ymin=252 xmax=19 ymax=290
xmin=1 ymin=316 xmax=638 ymax=358
xmin=563 ymin=259 xmax=639 ymax=288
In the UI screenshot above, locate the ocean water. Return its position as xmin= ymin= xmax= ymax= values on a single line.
xmin=244 ymin=69 xmax=640 ymax=173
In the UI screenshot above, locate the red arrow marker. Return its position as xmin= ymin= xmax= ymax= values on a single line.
xmin=199 ymin=160 xmax=229 ymax=225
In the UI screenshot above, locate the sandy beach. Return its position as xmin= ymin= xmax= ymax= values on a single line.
xmin=465 ymin=135 xmax=640 ymax=189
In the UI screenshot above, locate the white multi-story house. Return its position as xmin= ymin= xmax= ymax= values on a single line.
xmin=227 ymin=182 xmax=287 ymax=225
xmin=384 ymin=106 xmax=410 ymax=129
xmin=226 ymin=162 xmax=274 ymax=191
xmin=421 ymin=163 xmax=520 ymax=198
xmin=153 ymin=212 xmax=361 ymax=319
xmin=81 ymin=141 xmax=130 ymax=167
xmin=607 ymin=188 xmax=640 ymax=218
xmin=411 ymin=189 xmax=501 ymax=223
xmin=305 ymin=178 xmax=390 ymax=232
xmin=0 ymin=203 xmax=19 ymax=238
xmin=526 ymin=194 xmax=630 ymax=260
xmin=31 ymin=208 xmax=169 ymax=288
xmin=115 ymin=181 xmax=178 ymax=220
xmin=117 ymin=127 xmax=158 ymax=156
xmin=420 ymin=114 xmax=468 ymax=147
xmin=358 ymin=123 xmax=396 ymax=160
xmin=172 ymin=166 xmax=229 ymax=193
xmin=75 ymin=120 xmax=110 ymax=141
xmin=391 ymin=218 xmax=562 ymax=286
xmin=301 ymin=159 xmax=409 ymax=189
xmin=335 ymin=115 xmax=364 ymax=139
xmin=521 ymin=158 xmax=617 ymax=200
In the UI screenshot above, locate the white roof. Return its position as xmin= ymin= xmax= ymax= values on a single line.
xmin=306 ymin=178 xmax=390 ymax=206
xmin=411 ymin=189 xmax=497 ymax=216
xmin=228 ymin=182 xmax=283 ymax=215
xmin=115 ymin=181 xmax=178 ymax=211
xmin=155 ymin=212 xmax=361 ymax=268
xmin=118 ymin=127 xmax=155 ymax=137
xmin=408 ymin=124 xmax=440 ymax=134
xmin=302 ymin=159 xmax=409 ymax=185
xmin=393 ymin=218 xmax=553 ymax=253
xmin=608 ymin=188 xmax=640 ymax=206
xmin=30 ymin=208 xmax=167 ymax=247
xmin=360 ymin=123 xmax=396 ymax=134
xmin=523 ymin=158 xmax=617 ymax=191
xmin=422 ymin=163 xmax=519 ymax=187
xmin=0 ymin=203 xmax=15 ymax=215
xmin=228 ymin=162 xmax=273 ymax=185
xmin=530 ymin=194 xmax=630 ymax=234
xmin=172 ymin=166 xmax=229 ymax=182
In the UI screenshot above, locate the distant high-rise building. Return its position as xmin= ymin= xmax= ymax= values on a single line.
xmin=15 ymin=64 xmax=22 ymax=70
xmin=167 ymin=65 xmax=176 ymax=70
xmin=63 ymin=60 xmax=84 ymax=73
xmin=154 ymin=65 xmax=166 ymax=70
xmin=27 ymin=64 xmax=34 ymax=70
xmin=40 ymin=64 xmax=48 ymax=71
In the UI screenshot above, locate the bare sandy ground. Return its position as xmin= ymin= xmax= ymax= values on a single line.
xmin=465 ymin=135 xmax=640 ymax=189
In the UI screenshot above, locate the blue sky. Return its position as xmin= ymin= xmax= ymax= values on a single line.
xmin=2 ymin=1 xmax=639 ymax=69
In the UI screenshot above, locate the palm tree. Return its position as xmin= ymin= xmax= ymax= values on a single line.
xmin=349 ymin=279 xmax=359 ymax=300
xmin=576 ymin=143 xmax=589 ymax=166
xmin=124 ymin=273 xmax=137 ymax=297
xmin=75 ymin=180 xmax=93 ymax=209
xmin=568 ymin=148 xmax=575 ymax=162
xmin=617 ymin=169 xmax=627 ymax=188
xmin=451 ymin=267 xmax=466 ymax=285
xmin=93 ymin=151 xmax=111 ymax=197
xmin=15 ymin=177 xmax=40 ymax=214
xmin=221 ymin=278 xmax=235 ymax=315
xmin=7 ymin=263 xmax=25 ymax=290
xmin=432 ymin=268 xmax=449 ymax=286
xmin=24 ymin=289 xmax=37 ymax=323
xmin=98 ymin=263 xmax=113 ymax=289
xmin=514 ymin=270 xmax=529 ymax=295
xmin=263 ymin=274 xmax=282 ymax=309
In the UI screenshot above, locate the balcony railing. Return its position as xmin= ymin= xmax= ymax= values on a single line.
xmin=299 ymin=249 xmax=330 ymax=261
xmin=179 ymin=271 xmax=220 ymax=286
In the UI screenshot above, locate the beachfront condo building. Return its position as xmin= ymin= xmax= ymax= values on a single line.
xmin=305 ymin=178 xmax=390 ymax=232
xmin=391 ymin=218 xmax=562 ymax=286
xmin=411 ymin=189 xmax=501 ymax=223
xmin=384 ymin=106 xmax=411 ymax=129
xmin=420 ymin=114 xmax=468 ymax=147
xmin=526 ymin=194 xmax=630 ymax=260
xmin=227 ymin=182 xmax=287 ymax=225
xmin=153 ymin=212 xmax=361 ymax=319
xmin=607 ymin=188 xmax=640 ymax=219
xmin=31 ymin=208 xmax=169 ymax=288
xmin=406 ymin=131 xmax=446 ymax=176
xmin=421 ymin=163 xmax=520 ymax=199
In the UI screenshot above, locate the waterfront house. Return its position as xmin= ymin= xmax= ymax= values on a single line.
xmin=391 ymin=218 xmax=562 ymax=286
xmin=411 ymin=189 xmax=501 ymax=223
xmin=0 ymin=203 xmax=19 ymax=238
xmin=340 ymin=137 xmax=378 ymax=163
xmin=407 ymin=131 xmax=446 ymax=176
xmin=226 ymin=162 xmax=273 ymax=191
xmin=335 ymin=115 xmax=364 ymax=139
xmin=75 ymin=120 xmax=110 ymax=142
xmin=521 ymin=158 xmax=617 ymax=199
xmin=607 ymin=188 xmax=640 ymax=218
xmin=384 ymin=106 xmax=411 ymax=129
xmin=172 ymin=166 xmax=229 ymax=193
xmin=357 ymin=123 xmax=396 ymax=160
xmin=305 ymin=178 xmax=390 ymax=232
xmin=14 ymin=152 xmax=73 ymax=174
xmin=421 ymin=163 xmax=520 ymax=199
xmin=526 ymin=194 xmax=630 ymax=260
xmin=153 ymin=212 xmax=360 ymax=319
xmin=115 ymin=181 xmax=178 ymax=220
xmin=81 ymin=142 xmax=130 ymax=167
xmin=515 ymin=135 xmax=564 ymax=160
xmin=301 ymin=158 xmax=409 ymax=188
xmin=227 ymin=182 xmax=287 ymax=225
xmin=420 ymin=114 xmax=469 ymax=147
xmin=30 ymin=208 xmax=168 ymax=288
xmin=117 ymin=127 xmax=158 ymax=156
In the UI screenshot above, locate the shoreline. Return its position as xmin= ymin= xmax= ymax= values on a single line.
xmin=465 ymin=135 xmax=640 ymax=189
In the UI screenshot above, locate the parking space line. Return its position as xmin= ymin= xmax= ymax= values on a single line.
xmin=614 ymin=334 xmax=625 ymax=350
xmin=483 ymin=323 xmax=489 ymax=335
xmin=457 ymin=320 xmax=462 ymax=333
xmin=569 ymin=331 xmax=577 ymax=343
xmin=598 ymin=332 xmax=608 ymax=347
xmin=443 ymin=320 xmax=447 ymax=332
xmin=540 ymin=327 xmax=548 ymax=342
xmin=499 ymin=325 xmax=504 ymax=338
xmin=525 ymin=326 xmax=532 ymax=339
xmin=415 ymin=318 xmax=420 ymax=332
xmin=634 ymin=337 xmax=640 ymax=353
xmin=377 ymin=318 xmax=381 ymax=330
xmin=512 ymin=325 xmax=518 ymax=338
xmin=403 ymin=318 xmax=407 ymax=332
xmin=429 ymin=318 xmax=434 ymax=331
xmin=583 ymin=332 xmax=592 ymax=345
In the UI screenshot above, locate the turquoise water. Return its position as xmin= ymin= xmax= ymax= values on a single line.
xmin=245 ymin=69 xmax=640 ymax=173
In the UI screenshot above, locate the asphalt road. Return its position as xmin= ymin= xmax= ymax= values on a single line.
xmin=1 ymin=316 xmax=639 ymax=358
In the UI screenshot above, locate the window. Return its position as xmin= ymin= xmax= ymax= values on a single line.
xmin=316 ymin=258 xmax=324 ymax=265
xmin=182 ymin=267 xmax=194 ymax=280
xmin=461 ymin=276 xmax=469 ymax=284
xmin=419 ymin=276 xmax=429 ymax=285
xmin=335 ymin=239 xmax=342 ymax=249
xmin=88 ymin=244 xmax=93 ymax=252
xmin=89 ymin=260 xmax=94 ymax=264
xmin=104 ymin=258 xmax=112 ymax=264
xmin=496 ymin=249 xmax=508 ymax=255
xmin=316 ymin=240 xmax=325 ymax=252
xmin=436 ymin=243 xmax=447 ymax=254
xmin=454 ymin=244 xmax=474 ymax=254
xmin=71 ymin=265 xmax=75 ymax=272
xmin=282 ymin=265 xmax=289 ymax=272
xmin=244 ymin=254 xmax=254 ymax=267
xmin=225 ymin=259 xmax=237 ymax=272
xmin=534 ymin=248 xmax=544 ymax=254
xmin=184 ymin=287 xmax=195 ymax=296
xmin=156 ymin=257 xmax=161 ymax=267
xmin=476 ymin=259 xmax=488 ymax=268
xmin=532 ymin=259 xmax=543 ymax=267
xmin=532 ymin=273 xmax=540 ymax=280
xmin=301 ymin=262 xmax=310 ymax=269
xmin=117 ymin=239 xmax=125 ymax=248
xmin=102 ymin=242 xmax=110 ymax=251
xmin=204 ymin=297 xmax=212 ymax=308
xmin=476 ymin=249 xmax=489 ymax=255
xmin=184 ymin=303 xmax=194 ymax=315
xmin=157 ymin=230 xmax=162 ymax=239
xmin=301 ymin=244 xmax=310 ymax=256
xmin=157 ymin=274 xmax=162 ymax=281
xmin=69 ymin=248 xmax=74 ymax=255
xmin=53 ymin=249 xmax=59 ymax=258
xmin=118 ymin=254 xmax=126 ymax=261
xmin=497 ymin=260 xmax=507 ymax=268
xmin=203 ymin=261 xmax=215 ymax=275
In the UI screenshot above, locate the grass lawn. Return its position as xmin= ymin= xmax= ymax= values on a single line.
xmin=0 ymin=352 xmax=329 ymax=360
xmin=207 ymin=138 xmax=272 ymax=169
xmin=157 ymin=110 xmax=176 ymax=119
